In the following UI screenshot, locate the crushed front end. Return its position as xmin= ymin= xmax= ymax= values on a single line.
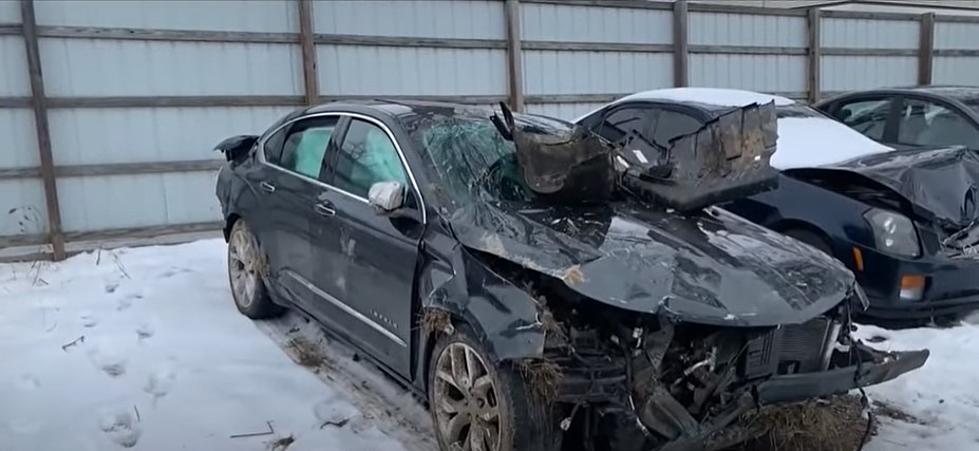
xmin=535 ymin=290 xmax=927 ymax=451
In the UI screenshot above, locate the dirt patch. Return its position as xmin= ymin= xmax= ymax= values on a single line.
xmin=516 ymin=359 xmax=562 ymax=401
xmin=873 ymin=400 xmax=927 ymax=425
xmin=736 ymin=395 xmax=873 ymax=451
xmin=420 ymin=308 xmax=454 ymax=335
xmin=285 ymin=337 xmax=327 ymax=368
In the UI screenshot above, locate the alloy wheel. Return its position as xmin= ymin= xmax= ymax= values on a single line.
xmin=228 ymin=228 xmax=258 ymax=309
xmin=433 ymin=342 xmax=502 ymax=451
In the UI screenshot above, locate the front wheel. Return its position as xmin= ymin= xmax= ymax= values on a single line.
xmin=428 ymin=330 xmax=560 ymax=451
xmin=227 ymin=219 xmax=282 ymax=319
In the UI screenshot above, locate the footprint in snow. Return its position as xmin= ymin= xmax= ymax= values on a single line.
xmin=98 ymin=409 xmax=141 ymax=448
xmin=136 ymin=323 xmax=154 ymax=341
xmin=144 ymin=368 xmax=176 ymax=401
xmin=80 ymin=312 xmax=99 ymax=328
xmin=158 ymin=267 xmax=192 ymax=279
xmin=116 ymin=297 xmax=133 ymax=311
xmin=88 ymin=346 xmax=127 ymax=378
xmin=314 ymin=399 xmax=359 ymax=429
xmin=16 ymin=374 xmax=40 ymax=390
xmin=104 ymin=282 xmax=120 ymax=294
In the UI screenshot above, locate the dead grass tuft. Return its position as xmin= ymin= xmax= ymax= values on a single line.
xmin=285 ymin=337 xmax=325 ymax=368
xmin=517 ymin=359 xmax=562 ymax=401
xmin=421 ymin=308 xmax=454 ymax=335
xmin=736 ymin=395 xmax=873 ymax=451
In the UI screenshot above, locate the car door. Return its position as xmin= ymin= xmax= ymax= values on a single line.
xmin=249 ymin=115 xmax=344 ymax=319
xmin=825 ymin=96 xmax=899 ymax=145
xmin=316 ymin=115 xmax=424 ymax=374
xmin=892 ymin=96 xmax=979 ymax=149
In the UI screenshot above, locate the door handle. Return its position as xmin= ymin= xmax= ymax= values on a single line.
xmin=260 ymin=181 xmax=276 ymax=193
xmin=313 ymin=202 xmax=336 ymax=217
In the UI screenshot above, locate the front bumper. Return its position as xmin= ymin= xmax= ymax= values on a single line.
xmin=757 ymin=349 xmax=929 ymax=405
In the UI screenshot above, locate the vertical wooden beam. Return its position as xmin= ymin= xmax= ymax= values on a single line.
xmin=807 ymin=7 xmax=822 ymax=104
xmin=504 ymin=0 xmax=524 ymax=112
xmin=672 ymin=0 xmax=689 ymax=87
xmin=297 ymin=0 xmax=319 ymax=105
xmin=20 ymin=0 xmax=65 ymax=260
xmin=918 ymin=12 xmax=935 ymax=86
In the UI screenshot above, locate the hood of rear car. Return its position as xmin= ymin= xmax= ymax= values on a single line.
xmin=448 ymin=199 xmax=855 ymax=327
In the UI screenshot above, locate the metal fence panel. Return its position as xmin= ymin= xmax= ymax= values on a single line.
xmin=934 ymin=57 xmax=979 ymax=86
xmin=0 ymin=109 xmax=39 ymax=169
xmin=39 ymin=39 xmax=303 ymax=96
xmin=0 ymin=180 xmax=48 ymax=236
xmin=314 ymin=0 xmax=504 ymax=39
xmin=821 ymin=55 xmax=918 ymax=92
xmin=317 ymin=45 xmax=507 ymax=96
xmin=0 ymin=36 xmax=29 ymax=96
xmin=527 ymin=102 xmax=608 ymax=121
xmin=33 ymin=0 xmax=297 ymax=32
xmin=935 ymin=21 xmax=979 ymax=50
xmin=56 ymin=172 xmax=220 ymax=233
xmin=690 ymin=54 xmax=806 ymax=94
xmin=523 ymin=50 xmax=672 ymax=95
xmin=520 ymin=2 xmax=671 ymax=44
xmin=821 ymin=17 xmax=919 ymax=49
xmin=689 ymin=12 xmax=806 ymax=47
xmin=48 ymin=106 xmax=296 ymax=166
xmin=0 ymin=1 xmax=19 ymax=23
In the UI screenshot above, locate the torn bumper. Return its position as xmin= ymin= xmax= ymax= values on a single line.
xmin=756 ymin=349 xmax=929 ymax=405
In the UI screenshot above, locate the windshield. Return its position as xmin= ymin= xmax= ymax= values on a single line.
xmin=771 ymin=105 xmax=892 ymax=170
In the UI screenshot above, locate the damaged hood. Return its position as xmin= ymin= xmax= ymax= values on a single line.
xmin=449 ymin=199 xmax=854 ymax=327
xmin=801 ymin=146 xmax=979 ymax=228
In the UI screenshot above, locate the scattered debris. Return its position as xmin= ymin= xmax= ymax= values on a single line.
xmin=320 ymin=418 xmax=351 ymax=429
xmin=267 ymin=435 xmax=294 ymax=451
xmin=561 ymin=265 xmax=585 ymax=286
xmin=230 ymin=421 xmax=275 ymax=439
xmin=285 ymin=337 xmax=326 ymax=368
xmin=516 ymin=358 xmax=562 ymax=401
xmin=866 ymin=335 xmax=888 ymax=343
xmin=61 ymin=335 xmax=85 ymax=352
xmin=738 ymin=395 xmax=872 ymax=451
xmin=873 ymin=400 xmax=926 ymax=425
xmin=133 ymin=405 xmax=141 ymax=422
xmin=420 ymin=308 xmax=454 ymax=335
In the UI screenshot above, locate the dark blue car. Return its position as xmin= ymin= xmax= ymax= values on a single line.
xmin=577 ymin=88 xmax=979 ymax=321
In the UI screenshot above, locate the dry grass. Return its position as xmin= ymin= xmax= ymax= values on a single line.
xmin=517 ymin=359 xmax=562 ymax=401
xmin=285 ymin=337 xmax=326 ymax=368
xmin=421 ymin=308 xmax=454 ymax=335
xmin=735 ymin=395 xmax=873 ymax=451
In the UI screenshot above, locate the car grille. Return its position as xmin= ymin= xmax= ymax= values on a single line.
xmin=741 ymin=317 xmax=836 ymax=379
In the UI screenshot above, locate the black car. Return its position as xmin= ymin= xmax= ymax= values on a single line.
xmin=577 ymin=88 xmax=979 ymax=321
xmin=214 ymin=100 xmax=925 ymax=450
xmin=816 ymin=86 xmax=979 ymax=149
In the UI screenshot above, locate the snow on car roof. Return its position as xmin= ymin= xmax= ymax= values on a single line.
xmin=616 ymin=87 xmax=797 ymax=108
xmin=579 ymin=88 xmax=892 ymax=170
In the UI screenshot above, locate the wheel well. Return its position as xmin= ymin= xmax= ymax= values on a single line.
xmin=419 ymin=308 xmax=473 ymax=395
xmin=223 ymin=213 xmax=240 ymax=242
xmin=772 ymin=220 xmax=834 ymax=253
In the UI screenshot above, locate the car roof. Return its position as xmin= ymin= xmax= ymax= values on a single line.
xmin=822 ymin=85 xmax=979 ymax=105
xmin=612 ymin=87 xmax=795 ymax=111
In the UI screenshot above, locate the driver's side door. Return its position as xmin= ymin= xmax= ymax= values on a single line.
xmin=316 ymin=116 xmax=424 ymax=375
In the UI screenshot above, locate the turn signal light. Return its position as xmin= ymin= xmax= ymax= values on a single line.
xmin=899 ymin=275 xmax=926 ymax=301
xmin=852 ymin=247 xmax=864 ymax=272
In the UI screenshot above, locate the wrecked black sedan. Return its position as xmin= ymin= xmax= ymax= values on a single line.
xmin=214 ymin=100 xmax=926 ymax=450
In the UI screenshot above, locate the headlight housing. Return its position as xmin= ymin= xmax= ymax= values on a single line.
xmin=863 ymin=208 xmax=920 ymax=257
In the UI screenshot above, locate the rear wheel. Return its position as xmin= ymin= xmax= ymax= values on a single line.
xmin=428 ymin=330 xmax=560 ymax=451
xmin=227 ymin=219 xmax=282 ymax=319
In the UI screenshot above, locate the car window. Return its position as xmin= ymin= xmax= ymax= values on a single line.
xmin=897 ymin=98 xmax=979 ymax=148
xmin=651 ymin=109 xmax=703 ymax=145
xmin=594 ymin=107 xmax=657 ymax=145
xmin=834 ymin=98 xmax=890 ymax=141
xmin=263 ymin=127 xmax=287 ymax=163
xmin=333 ymin=119 xmax=408 ymax=199
xmin=276 ymin=116 xmax=339 ymax=180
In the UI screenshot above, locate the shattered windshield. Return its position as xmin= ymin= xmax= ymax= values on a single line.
xmin=418 ymin=115 xmax=538 ymax=204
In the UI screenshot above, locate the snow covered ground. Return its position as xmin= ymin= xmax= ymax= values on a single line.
xmin=1 ymin=238 xmax=977 ymax=450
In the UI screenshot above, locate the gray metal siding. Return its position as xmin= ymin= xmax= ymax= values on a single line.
xmin=520 ymin=2 xmax=672 ymax=43
xmin=527 ymin=102 xmax=608 ymax=122
xmin=935 ymin=21 xmax=979 ymax=50
xmin=934 ymin=57 xmax=979 ymax=86
xmin=0 ymin=36 xmax=29 ymax=96
xmin=314 ymin=0 xmax=505 ymax=39
xmin=0 ymin=109 xmax=39 ymax=169
xmin=821 ymin=17 xmax=920 ymax=49
xmin=690 ymin=54 xmax=806 ymax=93
xmin=689 ymin=12 xmax=806 ymax=47
xmin=0 ymin=0 xmax=19 ymax=23
xmin=821 ymin=55 xmax=918 ymax=91
xmin=0 ymin=181 xmax=48 ymax=237
xmin=33 ymin=0 xmax=298 ymax=32
xmin=522 ymin=50 xmax=672 ymax=95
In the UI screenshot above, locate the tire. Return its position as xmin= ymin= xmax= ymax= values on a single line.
xmin=428 ymin=329 xmax=560 ymax=451
xmin=227 ymin=219 xmax=282 ymax=319
xmin=784 ymin=228 xmax=833 ymax=256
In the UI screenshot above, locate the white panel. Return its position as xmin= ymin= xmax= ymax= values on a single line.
xmin=689 ymin=54 xmax=806 ymax=93
xmin=0 ymin=180 xmax=48 ymax=236
xmin=57 ymin=172 xmax=221 ymax=232
xmin=522 ymin=51 xmax=673 ymax=95
xmin=520 ymin=3 xmax=671 ymax=44
xmin=934 ymin=57 xmax=979 ymax=86
xmin=0 ymin=108 xmax=39 ymax=169
xmin=315 ymin=1 xmax=504 ymax=39
xmin=821 ymin=18 xmax=919 ymax=49
xmin=935 ymin=22 xmax=979 ymax=50
xmin=0 ymin=36 xmax=29 ymax=96
xmin=48 ymin=106 xmax=296 ymax=166
xmin=527 ymin=102 xmax=607 ymax=121
xmin=820 ymin=56 xmax=917 ymax=92
xmin=0 ymin=0 xmax=19 ymax=23
xmin=318 ymin=45 xmax=507 ymax=96
xmin=40 ymin=38 xmax=303 ymax=96
xmin=689 ymin=13 xmax=806 ymax=47
xmin=34 ymin=0 xmax=296 ymax=32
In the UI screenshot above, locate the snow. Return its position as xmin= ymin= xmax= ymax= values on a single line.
xmin=0 ymin=240 xmax=425 ymax=451
xmin=4 ymin=239 xmax=979 ymax=450
xmin=771 ymin=116 xmax=892 ymax=170
xmin=614 ymin=87 xmax=796 ymax=108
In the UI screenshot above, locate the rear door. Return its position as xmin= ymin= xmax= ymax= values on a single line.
xmin=316 ymin=115 xmax=424 ymax=374
xmin=892 ymin=96 xmax=979 ymax=149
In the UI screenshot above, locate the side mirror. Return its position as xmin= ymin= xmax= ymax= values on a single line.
xmin=215 ymin=135 xmax=258 ymax=162
xmin=368 ymin=181 xmax=405 ymax=213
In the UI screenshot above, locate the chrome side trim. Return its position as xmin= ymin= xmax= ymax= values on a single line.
xmin=283 ymin=269 xmax=408 ymax=348
xmin=256 ymin=111 xmax=427 ymax=223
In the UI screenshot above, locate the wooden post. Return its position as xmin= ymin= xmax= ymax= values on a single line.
xmin=672 ymin=0 xmax=689 ymax=87
xmin=297 ymin=0 xmax=319 ymax=105
xmin=807 ymin=7 xmax=822 ymax=104
xmin=918 ymin=12 xmax=935 ymax=86
xmin=20 ymin=0 xmax=65 ymax=260
xmin=504 ymin=0 xmax=524 ymax=112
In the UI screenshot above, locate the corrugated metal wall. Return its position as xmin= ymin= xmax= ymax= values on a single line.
xmin=2 ymin=0 xmax=977 ymax=259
